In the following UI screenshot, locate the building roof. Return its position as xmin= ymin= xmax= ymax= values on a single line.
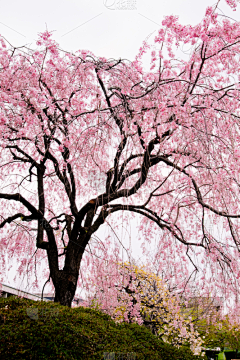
xmin=0 ymin=283 xmax=51 ymax=302
xmin=1 ymin=284 xmax=84 ymax=306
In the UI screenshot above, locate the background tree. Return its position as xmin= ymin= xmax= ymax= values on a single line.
xmin=188 ymin=311 xmax=240 ymax=358
xmin=1 ymin=0 xmax=240 ymax=307
xmin=86 ymin=262 xmax=205 ymax=355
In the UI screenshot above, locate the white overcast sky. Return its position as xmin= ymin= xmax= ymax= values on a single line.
xmin=1 ymin=0 xmax=240 ymax=61
xmin=1 ymin=0 xmax=239 ymax=296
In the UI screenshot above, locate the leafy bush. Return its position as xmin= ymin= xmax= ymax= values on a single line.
xmin=0 ymin=297 xmax=207 ymax=359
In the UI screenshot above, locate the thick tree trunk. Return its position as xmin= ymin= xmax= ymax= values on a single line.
xmin=47 ymin=222 xmax=92 ymax=307
xmin=53 ymin=270 xmax=78 ymax=307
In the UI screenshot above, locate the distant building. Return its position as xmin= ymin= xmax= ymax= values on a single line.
xmin=0 ymin=283 xmax=50 ymax=302
xmin=0 ymin=283 xmax=83 ymax=307
xmin=180 ymin=296 xmax=224 ymax=329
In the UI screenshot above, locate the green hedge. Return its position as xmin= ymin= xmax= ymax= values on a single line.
xmin=0 ymin=297 xmax=207 ymax=359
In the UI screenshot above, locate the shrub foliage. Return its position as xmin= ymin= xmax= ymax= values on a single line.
xmin=0 ymin=297 xmax=207 ymax=359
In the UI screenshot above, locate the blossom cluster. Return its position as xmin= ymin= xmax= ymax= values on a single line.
xmin=85 ymin=262 xmax=205 ymax=355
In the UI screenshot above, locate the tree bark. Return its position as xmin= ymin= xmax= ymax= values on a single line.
xmin=50 ymin=231 xmax=89 ymax=307
xmin=53 ymin=270 xmax=78 ymax=307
